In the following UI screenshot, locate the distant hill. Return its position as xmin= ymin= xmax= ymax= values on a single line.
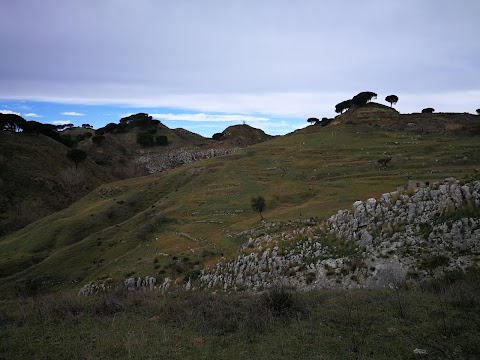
xmin=333 ymin=102 xmax=480 ymax=134
xmin=0 ymin=117 xmax=273 ymax=235
xmin=217 ymin=124 xmax=274 ymax=146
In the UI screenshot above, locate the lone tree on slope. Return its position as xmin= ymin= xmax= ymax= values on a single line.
xmin=251 ymin=195 xmax=266 ymax=221
xmin=66 ymin=149 xmax=87 ymax=170
xmin=307 ymin=117 xmax=320 ymax=125
xmin=385 ymin=95 xmax=399 ymax=107
xmin=422 ymin=108 xmax=435 ymax=114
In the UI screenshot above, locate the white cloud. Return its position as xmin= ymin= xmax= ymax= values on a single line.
xmin=151 ymin=113 xmax=269 ymax=123
xmin=52 ymin=120 xmax=72 ymax=125
xmin=61 ymin=111 xmax=84 ymax=116
xmin=0 ymin=109 xmax=20 ymax=115
xmin=24 ymin=112 xmax=42 ymax=117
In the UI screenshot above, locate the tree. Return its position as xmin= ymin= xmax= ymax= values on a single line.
xmin=251 ymin=195 xmax=266 ymax=220
xmin=212 ymin=132 xmax=224 ymax=140
xmin=351 ymin=91 xmax=377 ymax=107
xmin=476 ymin=109 xmax=480 ymax=115
xmin=81 ymin=124 xmax=93 ymax=129
xmin=385 ymin=95 xmax=399 ymax=107
xmin=377 ymin=157 xmax=392 ymax=169
xmin=66 ymin=149 xmax=87 ymax=170
xmin=155 ymin=135 xmax=168 ymax=146
xmin=137 ymin=133 xmax=155 ymax=147
xmin=0 ymin=113 xmax=26 ymax=132
xmin=103 ymin=122 xmax=118 ymax=133
xmin=91 ymin=135 xmax=106 ymax=145
xmin=320 ymin=117 xmax=333 ymax=126
xmin=335 ymin=99 xmax=353 ymax=114
xmin=422 ymin=108 xmax=435 ymax=114
xmin=307 ymin=117 xmax=320 ymax=125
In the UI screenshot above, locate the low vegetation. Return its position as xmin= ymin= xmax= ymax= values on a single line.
xmin=1 ymin=271 xmax=480 ymax=359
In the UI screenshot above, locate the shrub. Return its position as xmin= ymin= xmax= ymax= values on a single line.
xmin=420 ymin=255 xmax=450 ymax=270
xmin=422 ymin=107 xmax=435 ymax=113
xmin=377 ymin=157 xmax=392 ymax=169
xmin=155 ymin=135 xmax=168 ymax=146
xmin=91 ymin=135 xmax=106 ymax=145
xmin=137 ymin=133 xmax=155 ymax=147
xmin=94 ymin=296 xmax=125 ymax=316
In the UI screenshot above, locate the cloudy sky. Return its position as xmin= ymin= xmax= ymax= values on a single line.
xmin=1 ymin=0 xmax=479 ymax=136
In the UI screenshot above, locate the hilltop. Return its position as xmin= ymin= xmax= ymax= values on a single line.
xmin=333 ymin=102 xmax=480 ymax=134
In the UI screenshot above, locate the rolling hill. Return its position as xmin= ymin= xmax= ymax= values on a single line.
xmin=1 ymin=108 xmax=479 ymax=295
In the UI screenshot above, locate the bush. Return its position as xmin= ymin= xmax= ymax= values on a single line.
xmin=92 ymin=135 xmax=106 ymax=145
xmin=137 ymin=133 xmax=155 ymax=147
xmin=155 ymin=135 xmax=168 ymax=146
xmin=377 ymin=157 xmax=392 ymax=169
xmin=261 ymin=287 xmax=305 ymax=317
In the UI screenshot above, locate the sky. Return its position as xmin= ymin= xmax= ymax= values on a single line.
xmin=1 ymin=0 xmax=479 ymax=137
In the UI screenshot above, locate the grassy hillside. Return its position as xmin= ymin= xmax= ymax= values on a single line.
xmin=0 ymin=131 xmax=113 ymax=236
xmin=1 ymin=116 xmax=479 ymax=294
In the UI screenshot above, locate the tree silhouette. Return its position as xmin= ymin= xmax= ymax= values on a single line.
xmin=351 ymin=91 xmax=377 ymax=107
xmin=335 ymin=99 xmax=353 ymax=114
xmin=422 ymin=108 xmax=435 ymax=114
xmin=385 ymin=95 xmax=399 ymax=107
xmin=251 ymin=195 xmax=266 ymax=220
xmin=307 ymin=117 xmax=320 ymax=125
xmin=476 ymin=109 xmax=480 ymax=115
xmin=66 ymin=149 xmax=87 ymax=170
xmin=212 ymin=133 xmax=224 ymax=140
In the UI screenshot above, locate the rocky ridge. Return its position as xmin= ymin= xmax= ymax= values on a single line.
xmin=198 ymin=178 xmax=480 ymax=291
xmin=134 ymin=147 xmax=241 ymax=174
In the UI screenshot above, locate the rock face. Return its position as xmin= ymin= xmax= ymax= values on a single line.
xmin=135 ymin=147 xmax=241 ymax=174
xmin=198 ymin=179 xmax=480 ymax=291
xmin=78 ymin=276 xmax=170 ymax=296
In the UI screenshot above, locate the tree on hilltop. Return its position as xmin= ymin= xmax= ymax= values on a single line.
xmin=422 ymin=108 xmax=435 ymax=114
xmin=251 ymin=195 xmax=266 ymax=221
xmin=307 ymin=117 xmax=320 ymax=125
xmin=351 ymin=91 xmax=377 ymax=107
xmin=0 ymin=113 xmax=26 ymax=132
xmin=66 ymin=149 xmax=87 ymax=170
xmin=385 ymin=95 xmax=399 ymax=107
xmin=335 ymin=99 xmax=353 ymax=114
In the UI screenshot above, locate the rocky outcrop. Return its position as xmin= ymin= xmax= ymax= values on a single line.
xmin=198 ymin=179 xmax=480 ymax=291
xmin=135 ymin=147 xmax=241 ymax=174
xmin=78 ymin=276 xmax=171 ymax=296
xmin=78 ymin=178 xmax=480 ymax=295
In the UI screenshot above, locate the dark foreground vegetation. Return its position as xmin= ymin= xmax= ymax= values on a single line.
xmin=1 ymin=271 xmax=479 ymax=359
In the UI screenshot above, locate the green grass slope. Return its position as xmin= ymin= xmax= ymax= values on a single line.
xmin=0 ymin=131 xmax=113 ymax=236
xmin=1 ymin=119 xmax=479 ymax=294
